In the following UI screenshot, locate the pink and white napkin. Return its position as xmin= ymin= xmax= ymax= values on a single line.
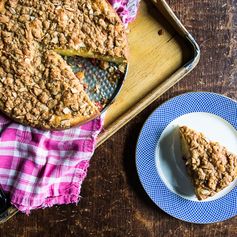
xmin=108 ymin=0 xmax=140 ymax=26
xmin=0 ymin=0 xmax=139 ymax=213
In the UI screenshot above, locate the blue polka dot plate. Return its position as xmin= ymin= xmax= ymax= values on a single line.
xmin=136 ymin=92 xmax=237 ymax=224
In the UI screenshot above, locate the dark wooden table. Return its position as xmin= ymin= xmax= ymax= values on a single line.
xmin=1 ymin=0 xmax=237 ymax=236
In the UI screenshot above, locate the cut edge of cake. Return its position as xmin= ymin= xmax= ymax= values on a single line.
xmin=54 ymin=48 xmax=127 ymax=64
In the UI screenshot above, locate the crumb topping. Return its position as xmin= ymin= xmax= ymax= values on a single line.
xmin=179 ymin=126 xmax=237 ymax=200
xmin=0 ymin=0 xmax=127 ymax=128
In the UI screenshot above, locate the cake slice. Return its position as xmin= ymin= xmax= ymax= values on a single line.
xmin=53 ymin=0 xmax=128 ymax=64
xmin=179 ymin=126 xmax=237 ymax=200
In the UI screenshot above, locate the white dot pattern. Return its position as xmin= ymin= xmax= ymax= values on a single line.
xmin=136 ymin=92 xmax=237 ymax=224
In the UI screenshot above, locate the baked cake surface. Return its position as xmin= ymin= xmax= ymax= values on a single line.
xmin=0 ymin=0 xmax=128 ymax=129
xmin=179 ymin=126 xmax=237 ymax=200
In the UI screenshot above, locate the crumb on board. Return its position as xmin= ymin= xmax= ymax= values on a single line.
xmin=75 ymin=71 xmax=85 ymax=81
xmin=158 ymin=29 xmax=163 ymax=35
xmin=118 ymin=64 xmax=126 ymax=73
xmin=95 ymin=84 xmax=100 ymax=93
xmin=91 ymin=84 xmax=100 ymax=94
xmin=83 ymin=83 xmax=88 ymax=90
xmin=108 ymin=66 xmax=115 ymax=73
xmin=95 ymin=101 xmax=103 ymax=111
xmin=125 ymin=28 xmax=131 ymax=34
xmin=99 ymin=61 xmax=109 ymax=70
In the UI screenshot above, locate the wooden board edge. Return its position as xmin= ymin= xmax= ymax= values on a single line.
xmin=0 ymin=206 xmax=18 ymax=224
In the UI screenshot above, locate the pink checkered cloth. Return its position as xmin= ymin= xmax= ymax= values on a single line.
xmin=108 ymin=0 xmax=140 ymax=26
xmin=0 ymin=0 xmax=139 ymax=213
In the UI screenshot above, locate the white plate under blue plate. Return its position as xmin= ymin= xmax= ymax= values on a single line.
xmin=136 ymin=92 xmax=237 ymax=224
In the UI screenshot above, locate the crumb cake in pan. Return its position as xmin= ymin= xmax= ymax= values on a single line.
xmin=0 ymin=0 xmax=128 ymax=129
xmin=179 ymin=126 xmax=237 ymax=200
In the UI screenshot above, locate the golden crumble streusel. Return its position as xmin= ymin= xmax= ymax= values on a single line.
xmin=179 ymin=126 xmax=237 ymax=200
xmin=0 ymin=0 xmax=128 ymax=129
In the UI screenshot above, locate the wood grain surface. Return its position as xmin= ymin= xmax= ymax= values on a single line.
xmin=1 ymin=0 xmax=237 ymax=236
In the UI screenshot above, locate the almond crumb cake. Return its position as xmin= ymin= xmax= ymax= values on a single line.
xmin=179 ymin=126 xmax=237 ymax=200
xmin=0 ymin=0 xmax=128 ymax=129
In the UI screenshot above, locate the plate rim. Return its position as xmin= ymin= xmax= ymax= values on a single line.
xmin=135 ymin=91 xmax=237 ymax=224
